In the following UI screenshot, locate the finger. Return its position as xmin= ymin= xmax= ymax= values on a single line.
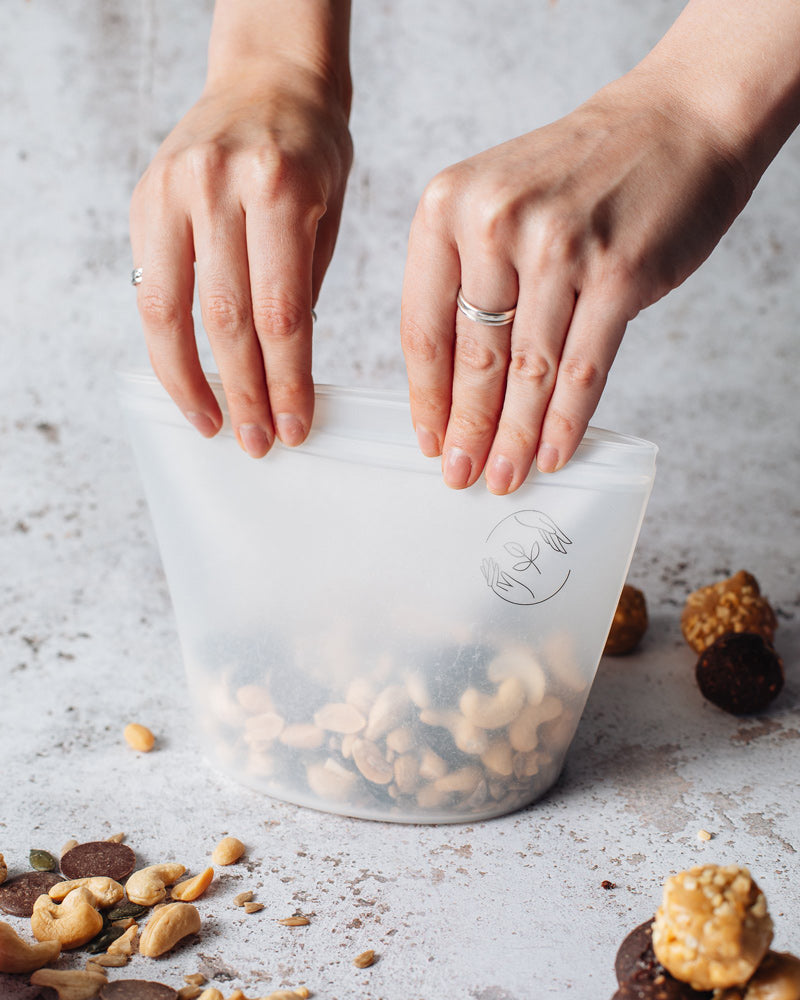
xmin=483 ymin=278 xmax=576 ymax=494
xmin=536 ymin=287 xmax=628 ymax=473
xmin=130 ymin=187 xmax=222 ymax=437
xmin=442 ymin=260 xmax=518 ymax=489
xmin=400 ymin=190 xmax=462 ymax=459
xmin=193 ymin=199 xmax=275 ymax=459
xmin=245 ymin=198 xmax=319 ymax=448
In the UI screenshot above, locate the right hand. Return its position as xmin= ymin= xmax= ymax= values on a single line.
xmin=130 ymin=62 xmax=353 ymax=456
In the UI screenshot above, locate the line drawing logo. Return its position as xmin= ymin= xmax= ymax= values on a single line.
xmin=481 ymin=510 xmax=572 ymax=606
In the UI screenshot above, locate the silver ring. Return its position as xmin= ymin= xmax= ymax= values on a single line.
xmin=311 ymin=308 xmax=317 ymax=323
xmin=131 ymin=268 xmax=143 ymax=287
xmin=456 ymin=287 xmax=516 ymax=326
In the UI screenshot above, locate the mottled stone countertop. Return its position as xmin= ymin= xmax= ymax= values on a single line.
xmin=1 ymin=2 xmax=798 ymax=998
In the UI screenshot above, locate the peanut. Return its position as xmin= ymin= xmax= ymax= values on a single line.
xmin=139 ymin=901 xmax=202 ymax=957
xmin=124 ymin=722 xmax=155 ymax=752
xmin=211 ymin=836 xmax=245 ymax=866
xmin=172 ymin=866 xmax=215 ymax=901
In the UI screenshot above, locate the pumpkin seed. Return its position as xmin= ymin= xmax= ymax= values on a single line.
xmin=29 ymin=849 xmax=57 ymax=872
xmin=86 ymin=922 xmax=126 ymax=954
xmin=107 ymin=901 xmax=148 ymax=921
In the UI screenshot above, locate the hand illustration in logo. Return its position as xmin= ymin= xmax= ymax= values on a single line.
xmin=482 ymin=510 xmax=572 ymax=606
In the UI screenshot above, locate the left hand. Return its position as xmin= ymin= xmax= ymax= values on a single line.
xmin=400 ymin=68 xmax=750 ymax=493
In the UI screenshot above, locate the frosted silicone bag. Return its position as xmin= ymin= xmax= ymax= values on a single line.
xmin=119 ymin=371 xmax=657 ymax=823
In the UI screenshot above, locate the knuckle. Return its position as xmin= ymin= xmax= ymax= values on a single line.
xmin=559 ymin=356 xmax=605 ymax=392
xmin=448 ymin=407 xmax=497 ymax=443
xmin=401 ymin=315 xmax=443 ymax=365
xmin=535 ymin=215 xmax=583 ymax=269
xmin=508 ymin=347 xmax=556 ymax=389
xmin=202 ymin=291 xmax=250 ymax=337
xmin=471 ymin=183 xmax=518 ymax=254
xmin=456 ymin=334 xmax=506 ymax=377
xmin=138 ymin=287 xmax=185 ymax=332
xmin=415 ymin=168 xmax=460 ymax=231
xmin=252 ymin=296 xmax=306 ymax=340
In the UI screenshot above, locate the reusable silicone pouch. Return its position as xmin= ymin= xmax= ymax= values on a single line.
xmin=118 ymin=371 xmax=657 ymax=823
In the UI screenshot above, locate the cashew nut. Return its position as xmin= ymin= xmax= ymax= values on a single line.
xmin=138 ymin=901 xmax=201 ymax=957
xmin=418 ymin=747 xmax=449 ymax=781
xmin=459 ymin=676 xmax=526 ymax=729
xmin=0 ymin=920 xmax=61 ymax=973
xmin=235 ymin=683 xmax=275 ymax=714
xmin=385 ymin=726 xmax=415 ymax=755
xmin=393 ymin=753 xmax=421 ymax=795
xmin=351 ymin=738 xmax=394 ymax=785
xmin=364 ymin=684 xmax=412 ymax=740
xmin=29 ymin=968 xmax=108 ymax=1000
xmin=125 ymin=863 xmax=186 ymax=906
xmin=433 ymin=764 xmax=483 ymax=796
xmin=487 ymin=644 xmax=547 ymax=703
xmin=171 ymin=866 xmax=214 ymax=901
xmin=31 ymin=887 xmax=104 ymax=949
xmin=419 ymin=708 xmax=489 ymax=755
xmin=481 ymin=739 xmax=514 ymax=776
xmin=49 ymin=876 xmax=124 ymax=908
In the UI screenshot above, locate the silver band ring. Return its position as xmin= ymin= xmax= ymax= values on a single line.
xmin=311 ymin=308 xmax=317 ymax=323
xmin=456 ymin=287 xmax=516 ymax=326
xmin=131 ymin=268 xmax=143 ymax=287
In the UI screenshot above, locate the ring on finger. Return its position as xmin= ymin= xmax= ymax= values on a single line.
xmin=131 ymin=267 xmax=143 ymax=287
xmin=456 ymin=287 xmax=516 ymax=327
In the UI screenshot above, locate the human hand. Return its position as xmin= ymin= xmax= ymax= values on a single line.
xmin=130 ymin=60 xmax=352 ymax=456
xmin=400 ymin=67 xmax=751 ymax=493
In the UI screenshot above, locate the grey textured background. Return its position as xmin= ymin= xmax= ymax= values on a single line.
xmin=1 ymin=2 xmax=798 ymax=998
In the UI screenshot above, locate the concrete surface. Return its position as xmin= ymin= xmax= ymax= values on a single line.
xmin=1 ymin=1 xmax=798 ymax=998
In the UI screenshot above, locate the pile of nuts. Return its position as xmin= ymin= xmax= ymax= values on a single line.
xmin=613 ymin=864 xmax=800 ymax=999
xmin=680 ymin=571 xmax=784 ymax=715
xmin=0 ymin=833 xmax=366 ymax=999
xmin=198 ymin=635 xmax=592 ymax=820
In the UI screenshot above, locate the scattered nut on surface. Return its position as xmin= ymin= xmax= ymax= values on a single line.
xmin=652 ymin=864 xmax=773 ymax=990
xmin=681 ymin=570 xmax=777 ymax=654
xmin=233 ymin=890 xmax=254 ymax=907
xmin=698 ymin=829 xmax=713 ymax=842
xmin=197 ymin=990 xmax=224 ymax=1000
xmin=177 ymin=987 xmax=203 ymax=1000
xmin=353 ymin=948 xmax=376 ymax=968
xmin=31 ymin=886 xmax=105 ymax=949
xmin=29 ymin=967 xmax=108 ymax=999
xmin=171 ymin=867 xmax=214 ymax=901
xmin=243 ymin=901 xmax=264 ymax=914
xmin=61 ymin=839 xmax=79 ymax=859
xmin=124 ymin=722 xmax=156 ymax=752
xmin=126 ymin=863 xmax=187 ymax=906
xmin=0 ymin=853 xmax=6 ymax=886
xmin=138 ymin=900 xmax=202 ymax=958
xmin=106 ymin=833 xmax=126 ymax=844
xmin=604 ymin=584 xmax=648 ymax=655
xmin=0 ymin=919 xmax=61 ymax=973
xmin=278 ymin=914 xmax=310 ymax=926
xmin=211 ymin=836 xmax=245 ymax=866
xmin=184 ymin=973 xmax=207 ymax=987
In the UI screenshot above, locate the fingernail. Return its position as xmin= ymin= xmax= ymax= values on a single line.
xmin=185 ymin=411 xmax=218 ymax=438
xmin=486 ymin=454 xmax=514 ymax=494
xmin=443 ymin=446 xmax=473 ymax=489
xmin=275 ymin=413 xmax=306 ymax=447
xmin=537 ymin=443 xmax=559 ymax=474
xmin=416 ymin=424 xmax=441 ymax=457
xmin=237 ymin=423 xmax=272 ymax=458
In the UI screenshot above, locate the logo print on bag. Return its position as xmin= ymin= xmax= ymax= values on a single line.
xmin=482 ymin=510 xmax=572 ymax=606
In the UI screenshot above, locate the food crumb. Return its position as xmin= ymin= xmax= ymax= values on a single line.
xmin=697 ymin=828 xmax=713 ymax=842
xmin=601 ymin=879 xmax=617 ymax=890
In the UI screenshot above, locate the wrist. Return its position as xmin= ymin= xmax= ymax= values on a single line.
xmin=205 ymin=0 xmax=352 ymax=115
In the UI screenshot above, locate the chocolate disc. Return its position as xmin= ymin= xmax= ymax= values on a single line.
xmin=99 ymin=982 xmax=178 ymax=1000
xmin=0 ymin=971 xmax=56 ymax=998
xmin=60 ymin=841 xmax=136 ymax=881
xmin=614 ymin=919 xmax=712 ymax=1000
xmin=0 ymin=871 xmax=64 ymax=917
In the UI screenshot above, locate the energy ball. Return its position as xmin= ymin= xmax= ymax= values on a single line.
xmin=681 ymin=571 xmax=777 ymax=654
xmin=695 ymin=632 xmax=784 ymax=716
xmin=715 ymin=951 xmax=800 ymax=1000
xmin=605 ymin=584 xmax=648 ymax=656
xmin=652 ymin=865 xmax=773 ymax=991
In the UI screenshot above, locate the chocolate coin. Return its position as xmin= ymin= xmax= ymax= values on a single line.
xmin=59 ymin=841 xmax=136 ymax=881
